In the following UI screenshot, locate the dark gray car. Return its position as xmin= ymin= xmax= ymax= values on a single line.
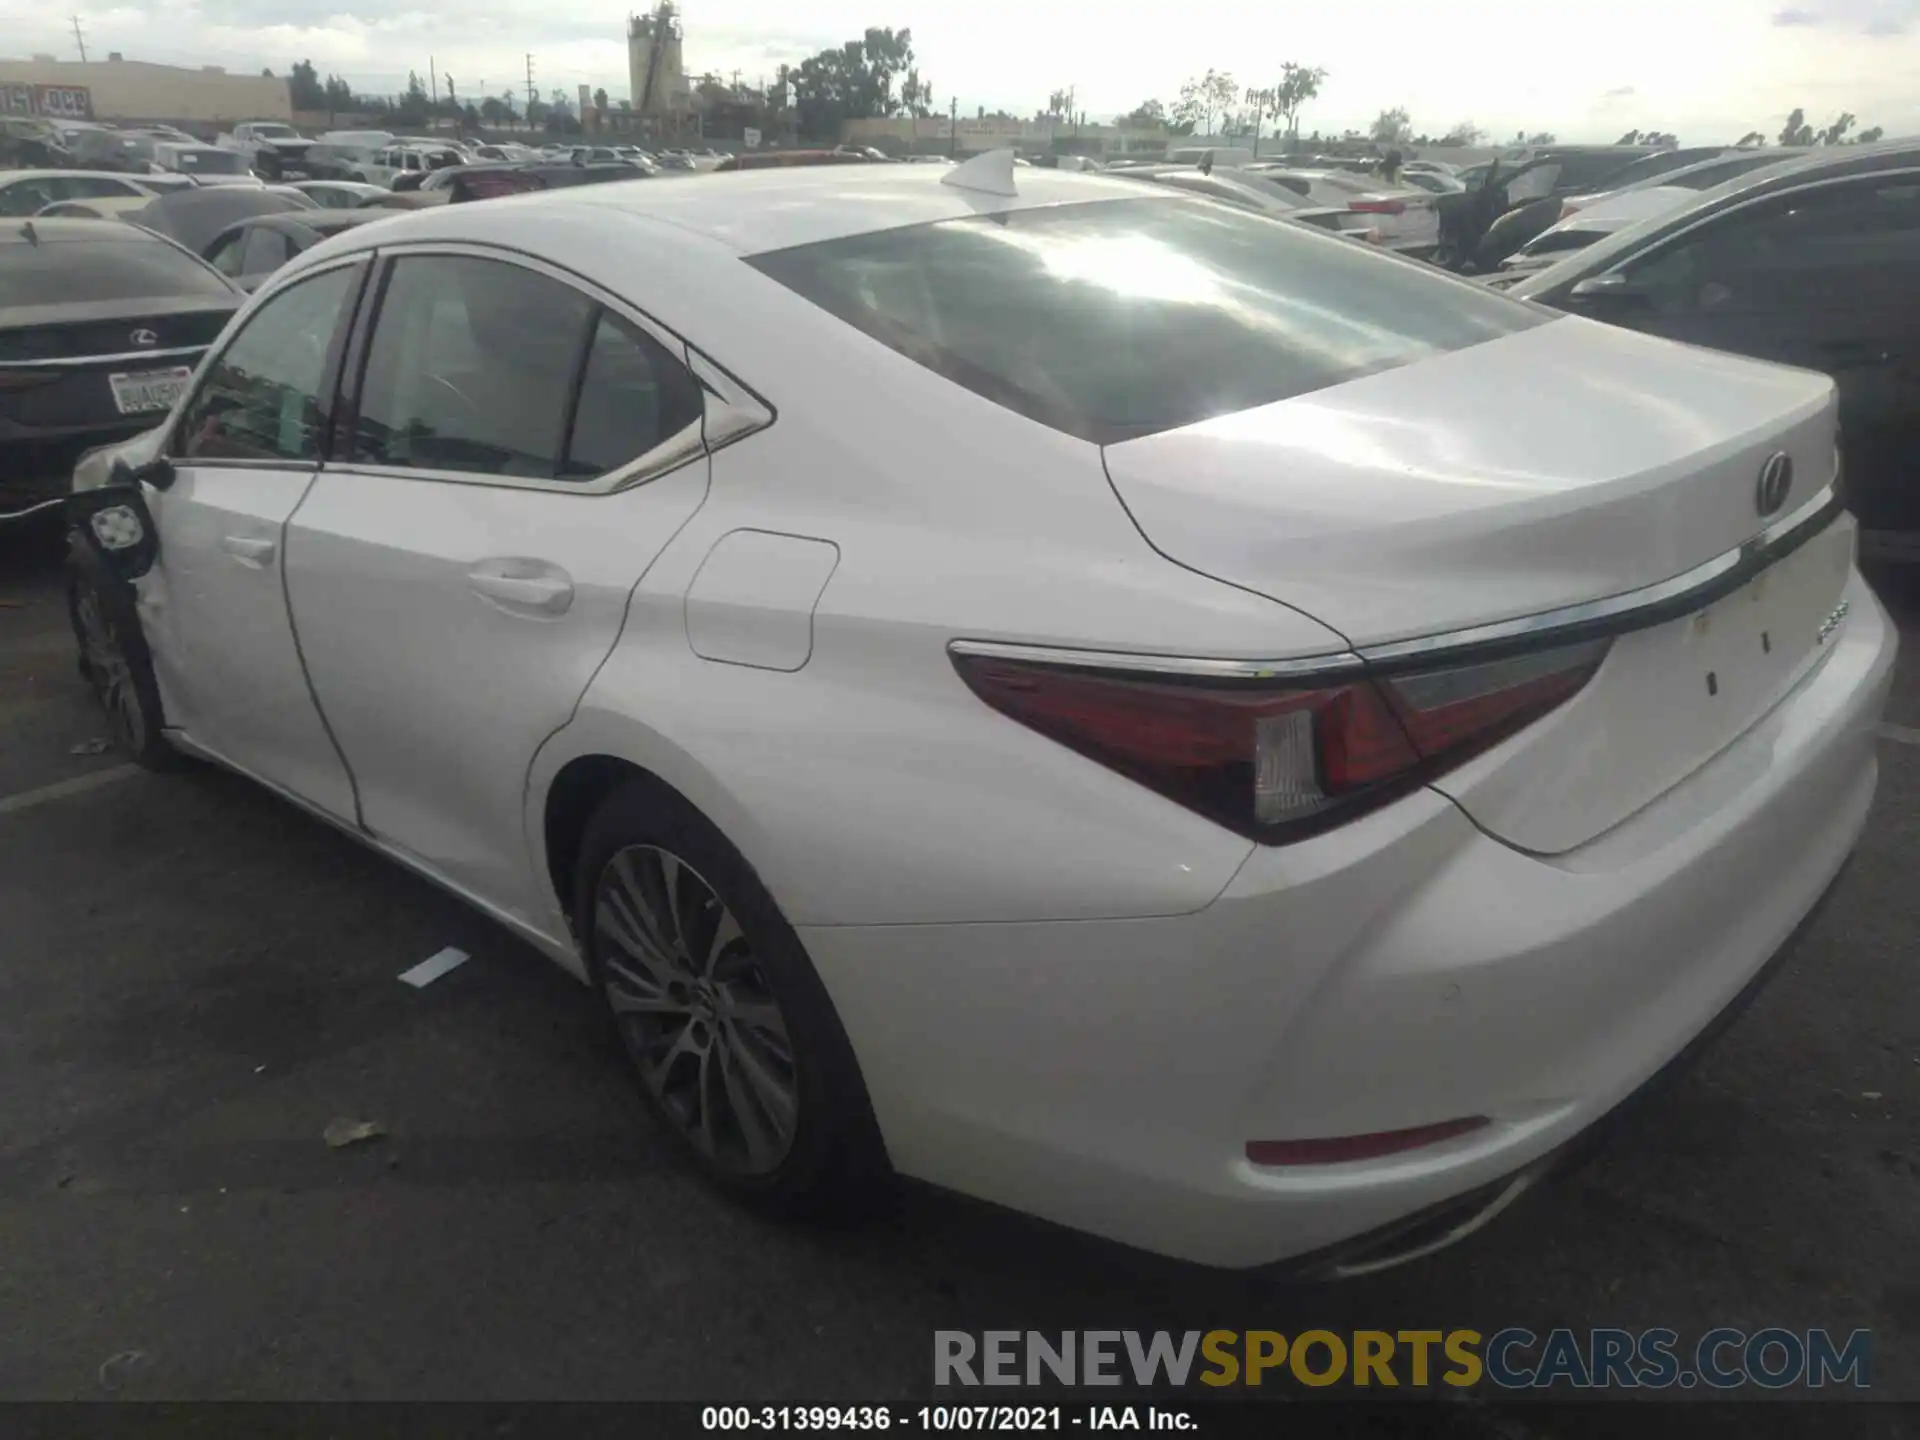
xmin=1509 ymin=142 xmax=1920 ymax=560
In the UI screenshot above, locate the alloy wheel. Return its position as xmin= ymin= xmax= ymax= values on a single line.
xmin=74 ymin=582 xmax=148 ymax=754
xmin=594 ymin=844 xmax=800 ymax=1175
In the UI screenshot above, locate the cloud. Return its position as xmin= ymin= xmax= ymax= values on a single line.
xmin=1770 ymin=0 xmax=1916 ymax=32
xmin=1602 ymin=85 xmax=1637 ymax=96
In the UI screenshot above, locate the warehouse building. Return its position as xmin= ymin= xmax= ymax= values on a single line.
xmin=0 ymin=55 xmax=291 ymax=125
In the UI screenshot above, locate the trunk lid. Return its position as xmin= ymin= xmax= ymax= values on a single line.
xmin=1102 ymin=314 xmax=1846 ymax=852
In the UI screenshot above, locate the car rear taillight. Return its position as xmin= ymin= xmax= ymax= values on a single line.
xmin=1350 ymin=198 xmax=1406 ymax=216
xmin=950 ymin=637 xmax=1609 ymax=843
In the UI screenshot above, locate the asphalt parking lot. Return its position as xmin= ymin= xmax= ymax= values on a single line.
xmin=2 ymin=513 xmax=1918 ymax=1416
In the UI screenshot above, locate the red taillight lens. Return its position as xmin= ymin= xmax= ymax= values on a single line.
xmin=1350 ymin=198 xmax=1406 ymax=215
xmin=1247 ymin=1117 xmax=1489 ymax=1166
xmin=950 ymin=638 xmax=1608 ymax=843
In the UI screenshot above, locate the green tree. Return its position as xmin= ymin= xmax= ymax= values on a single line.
xmin=1269 ymin=62 xmax=1327 ymax=145
xmin=1856 ymin=125 xmax=1884 ymax=143
xmin=1438 ymin=120 xmax=1485 ymax=145
xmin=1819 ymin=111 xmax=1855 ymax=144
xmin=1370 ymin=106 xmax=1413 ymax=144
xmin=395 ymin=71 xmax=430 ymax=127
xmin=1779 ymin=108 xmax=1814 ymax=146
xmin=480 ymin=96 xmax=506 ymax=125
xmin=286 ymin=59 xmax=325 ymax=110
xmin=1735 ymin=130 xmax=1766 ymax=146
xmin=1168 ymin=77 xmax=1204 ymax=136
xmin=788 ymin=26 xmax=919 ymax=138
xmin=1122 ymin=99 xmax=1165 ymax=127
xmin=322 ymin=75 xmax=353 ymax=114
xmin=1524 ymin=130 xmax=1558 ymax=145
xmin=593 ymin=87 xmax=609 ymax=111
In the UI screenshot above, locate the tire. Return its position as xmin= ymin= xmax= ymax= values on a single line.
xmin=573 ymin=777 xmax=888 ymax=1214
xmin=64 ymin=533 xmax=178 ymax=771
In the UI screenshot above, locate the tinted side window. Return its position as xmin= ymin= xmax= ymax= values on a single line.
xmin=175 ymin=265 xmax=356 ymax=463
xmin=206 ymin=232 xmax=247 ymax=278
xmin=562 ymin=312 xmax=705 ymax=477
xmin=69 ymin=177 xmax=141 ymax=199
xmin=351 ymin=255 xmax=597 ymax=478
xmin=1623 ymin=178 xmax=1920 ymax=315
xmin=241 ymin=227 xmax=292 ymax=275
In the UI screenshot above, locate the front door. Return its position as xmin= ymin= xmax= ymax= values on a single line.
xmin=284 ymin=248 xmax=712 ymax=923
xmin=144 ymin=259 xmax=366 ymax=821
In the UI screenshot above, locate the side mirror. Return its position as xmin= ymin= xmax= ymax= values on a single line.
xmin=1567 ymin=274 xmax=1649 ymax=305
xmin=68 ymin=482 xmax=161 ymax=580
xmin=111 ymin=454 xmax=177 ymax=492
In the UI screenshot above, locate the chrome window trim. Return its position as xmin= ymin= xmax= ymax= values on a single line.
xmin=321 ymin=417 xmax=706 ymax=496
xmin=343 ymin=240 xmax=722 ymax=493
xmin=949 ymin=481 xmax=1843 ymax=683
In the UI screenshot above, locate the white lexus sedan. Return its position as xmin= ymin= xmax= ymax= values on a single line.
xmin=64 ymin=152 xmax=1896 ymax=1274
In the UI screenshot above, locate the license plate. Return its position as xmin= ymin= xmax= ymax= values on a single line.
xmin=108 ymin=366 xmax=192 ymax=415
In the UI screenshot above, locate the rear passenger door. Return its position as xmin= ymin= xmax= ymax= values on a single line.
xmin=284 ymin=246 xmax=713 ymax=925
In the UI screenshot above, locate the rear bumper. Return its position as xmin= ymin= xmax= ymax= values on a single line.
xmin=800 ymin=571 xmax=1896 ymax=1269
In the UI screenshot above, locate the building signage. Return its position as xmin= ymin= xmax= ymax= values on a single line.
xmin=743 ymin=125 xmax=761 ymax=149
xmin=1 ymin=83 xmax=94 ymax=118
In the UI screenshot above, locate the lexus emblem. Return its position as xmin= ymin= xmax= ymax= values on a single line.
xmin=129 ymin=328 xmax=159 ymax=348
xmin=1755 ymin=451 xmax=1793 ymax=518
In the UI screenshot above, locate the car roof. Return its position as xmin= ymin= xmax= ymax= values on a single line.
xmin=225 ymin=209 xmax=385 ymax=238
xmin=1 ymin=169 xmax=153 ymax=185
xmin=416 ymin=162 xmax=1180 ymax=253
xmin=2 ymin=216 xmax=172 ymax=246
xmin=42 ymin=195 xmax=154 ymax=215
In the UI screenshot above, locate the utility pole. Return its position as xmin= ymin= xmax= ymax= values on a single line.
xmin=949 ymin=95 xmax=958 ymax=158
xmin=525 ymin=53 xmax=537 ymax=120
xmin=71 ymin=15 xmax=88 ymax=63
xmin=429 ymin=57 xmax=437 ymax=127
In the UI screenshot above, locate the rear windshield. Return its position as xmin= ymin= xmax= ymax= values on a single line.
xmin=0 ymin=237 xmax=235 ymax=306
xmin=749 ymin=196 xmax=1546 ymax=444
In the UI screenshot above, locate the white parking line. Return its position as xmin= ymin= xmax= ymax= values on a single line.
xmin=0 ymin=764 xmax=140 ymax=817
xmin=1878 ymin=723 xmax=1920 ymax=747
xmin=398 ymin=946 xmax=472 ymax=989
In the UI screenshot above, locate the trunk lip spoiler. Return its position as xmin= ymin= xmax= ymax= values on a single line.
xmin=948 ymin=480 xmax=1845 ymax=685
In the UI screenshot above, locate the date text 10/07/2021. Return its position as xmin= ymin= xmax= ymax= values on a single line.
xmin=703 ymin=1407 xmax=1190 ymax=1431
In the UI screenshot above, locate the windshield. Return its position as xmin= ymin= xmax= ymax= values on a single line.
xmin=251 ymin=125 xmax=299 ymax=139
xmin=751 ymin=196 xmax=1546 ymax=445
xmin=0 ymin=235 xmax=235 ymax=306
xmin=169 ymin=149 xmax=249 ymax=175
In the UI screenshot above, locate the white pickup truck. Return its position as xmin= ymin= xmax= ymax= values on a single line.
xmin=214 ymin=121 xmax=316 ymax=180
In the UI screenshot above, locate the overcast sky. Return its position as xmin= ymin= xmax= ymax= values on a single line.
xmin=4 ymin=0 xmax=1918 ymax=143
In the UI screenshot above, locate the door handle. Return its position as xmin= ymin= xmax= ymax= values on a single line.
xmin=468 ymin=566 xmax=574 ymax=616
xmin=221 ymin=535 xmax=276 ymax=567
